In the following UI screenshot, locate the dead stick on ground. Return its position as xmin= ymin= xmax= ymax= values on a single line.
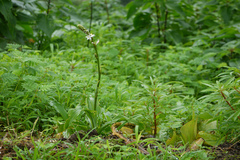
xmin=111 ymin=122 xmax=149 ymax=155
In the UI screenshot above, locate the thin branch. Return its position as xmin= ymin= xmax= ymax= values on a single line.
xmin=47 ymin=0 xmax=51 ymax=15
xmin=220 ymin=91 xmax=240 ymax=120
xmin=234 ymin=87 xmax=240 ymax=95
xmin=220 ymin=91 xmax=234 ymax=110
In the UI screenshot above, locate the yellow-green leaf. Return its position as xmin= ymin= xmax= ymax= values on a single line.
xmin=166 ymin=131 xmax=179 ymax=145
xmin=197 ymin=131 xmax=221 ymax=146
xmin=180 ymin=118 xmax=197 ymax=145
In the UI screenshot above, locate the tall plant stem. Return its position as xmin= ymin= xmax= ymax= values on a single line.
xmin=77 ymin=24 xmax=101 ymax=112
xmin=220 ymin=90 xmax=240 ymax=120
xmin=163 ymin=9 xmax=168 ymax=44
xmin=38 ymin=0 xmax=51 ymax=50
xmin=47 ymin=0 xmax=51 ymax=14
xmin=152 ymin=90 xmax=157 ymax=137
xmin=234 ymin=87 xmax=240 ymax=95
xmin=93 ymin=43 xmax=101 ymax=111
xmin=105 ymin=0 xmax=110 ymax=25
xmin=88 ymin=1 xmax=93 ymax=47
xmin=154 ymin=2 xmax=161 ymax=39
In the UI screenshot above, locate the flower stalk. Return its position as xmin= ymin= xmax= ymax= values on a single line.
xmin=77 ymin=24 xmax=101 ymax=111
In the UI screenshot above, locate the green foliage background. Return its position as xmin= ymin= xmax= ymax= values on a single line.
xmin=0 ymin=0 xmax=240 ymax=159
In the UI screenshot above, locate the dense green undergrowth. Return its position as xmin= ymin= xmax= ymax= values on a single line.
xmin=0 ymin=0 xmax=240 ymax=159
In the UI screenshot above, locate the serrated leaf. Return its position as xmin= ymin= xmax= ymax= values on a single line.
xmin=22 ymin=81 xmax=38 ymax=92
xmin=37 ymin=14 xmax=55 ymax=37
xmin=23 ymin=75 xmax=38 ymax=82
xmin=1 ymin=73 xmax=18 ymax=83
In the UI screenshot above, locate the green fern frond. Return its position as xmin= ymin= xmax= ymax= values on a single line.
xmin=1 ymin=73 xmax=19 ymax=84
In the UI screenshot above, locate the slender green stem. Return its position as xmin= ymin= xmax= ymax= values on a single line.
xmin=93 ymin=43 xmax=101 ymax=111
xmin=163 ymin=9 xmax=168 ymax=44
xmin=77 ymin=24 xmax=101 ymax=112
xmin=154 ymin=2 xmax=161 ymax=39
xmin=105 ymin=0 xmax=110 ymax=25
xmin=88 ymin=1 xmax=93 ymax=47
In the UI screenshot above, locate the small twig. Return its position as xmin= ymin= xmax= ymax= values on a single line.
xmin=111 ymin=122 xmax=149 ymax=154
xmin=220 ymin=91 xmax=240 ymax=120
xmin=220 ymin=91 xmax=234 ymax=110
xmin=234 ymin=87 xmax=240 ymax=95
xmin=227 ymin=139 xmax=240 ymax=150
xmin=31 ymin=117 xmax=39 ymax=137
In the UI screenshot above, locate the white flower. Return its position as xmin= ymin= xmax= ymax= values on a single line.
xmin=86 ymin=33 xmax=95 ymax=40
xmin=96 ymin=39 xmax=99 ymax=44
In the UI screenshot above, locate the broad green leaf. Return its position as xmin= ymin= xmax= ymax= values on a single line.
xmin=211 ymin=27 xmax=237 ymax=40
xmin=84 ymin=109 xmax=97 ymax=128
xmin=64 ymin=108 xmax=81 ymax=130
xmin=166 ymin=131 xmax=179 ymax=145
xmin=133 ymin=12 xmax=151 ymax=30
xmin=198 ymin=112 xmax=213 ymax=120
xmin=180 ymin=118 xmax=197 ymax=145
xmin=166 ymin=30 xmax=183 ymax=44
xmin=0 ymin=37 xmax=7 ymax=49
xmin=59 ymin=7 xmax=82 ymax=22
xmin=217 ymin=62 xmax=228 ymax=68
xmin=197 ymin=65 xmax=203 ymax=71
xmin=49 ymin=100 xmax=68 ymax=120
xmin=126 ymin=1 xmax=140 ymax=19
xmin=197 ymin=131 xmax=221 ymax=146
xmin=199 ymin=120 xmax=217 ymax=132
xmin=0 ymin=0 xmax=16 ymax=38
xmin=130 ymin=28 xmax=150 ymax=38
xmin=165 ymin=0 xmax=185 ymax=17
xmin=58 ymin=0 xmax=72 ymax=5
xmin=37 ymin=14 xmax=55 ymax=38
xmin=0 ymin=0 xmax=14 ymax=22
xmin=220 ymin=5 xmax=232 ymax=25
